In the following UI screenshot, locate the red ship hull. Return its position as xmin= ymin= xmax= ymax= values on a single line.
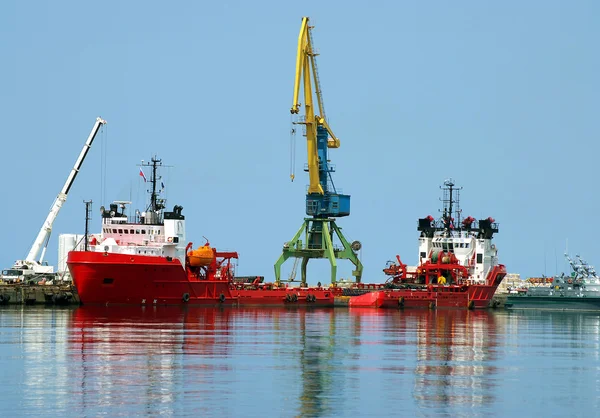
xmin=232 ymin=287 xmax=336 ymax=307
xmin=347 ymin=285 xmax=500 ymax=309
xmin=68 ymin=251 xmax=337 ymax=307
xmin=68 ymin=253 xmax=504 ymax=309
xmin=68 ymin=251 xmax=236 ymax=306
xmin=347 ymin=264 xmax=506 ymax=309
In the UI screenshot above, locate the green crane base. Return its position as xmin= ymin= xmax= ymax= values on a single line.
xmin=274 ymin=218 xmax=363 ymax=287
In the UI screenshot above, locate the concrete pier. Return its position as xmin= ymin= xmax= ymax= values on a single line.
xmin=0 ymin=283 xmax=80 ymax=305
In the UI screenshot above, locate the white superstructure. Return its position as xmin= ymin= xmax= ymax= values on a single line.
xmin=73 ymin=157 xmax=188 ymax=267
xmin=413 ymin=179 xmax=501 ymax=284
xmin=87 ymin=202 xmax=187 ymax=267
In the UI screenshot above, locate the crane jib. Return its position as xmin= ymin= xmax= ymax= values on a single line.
xmin=23 ymin=117 xmax=106 ymax=265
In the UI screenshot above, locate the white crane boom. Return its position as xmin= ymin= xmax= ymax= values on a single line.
xmin=19 ymin=117 xmax=106 ymax=270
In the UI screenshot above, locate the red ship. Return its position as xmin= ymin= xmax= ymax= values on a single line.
xmin=68 ymin=160 xmax=504 ymax=309
xmin=67 ymin=157 xmax=335 ymax=306
xmin=345 ymin=179 xmax=506 ymax=309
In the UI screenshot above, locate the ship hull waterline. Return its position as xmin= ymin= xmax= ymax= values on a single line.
xmin=68 ymin=252 xmax=500 ymax=309
xmin=68 ymin=252 xmax=336 ymax=307
xmin=505 ymin=295 xmax=600 ymax=311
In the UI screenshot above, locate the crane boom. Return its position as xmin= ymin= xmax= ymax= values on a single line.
xmin=23 ymin=117 xmax=106 ymax=266
xmin=290 ymin=17 xmax=341 ymax=196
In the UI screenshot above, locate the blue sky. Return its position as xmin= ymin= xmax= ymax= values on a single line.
xmin=1 ymin=1 xmax=598 ymax=282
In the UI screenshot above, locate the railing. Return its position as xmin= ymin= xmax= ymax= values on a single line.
xmin=303 ymin=162 xmax=336 ymax=172
xmin=416 ymin=219 xmax=500 ymax=232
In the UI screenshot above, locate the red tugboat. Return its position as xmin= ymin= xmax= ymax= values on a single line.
xmin=348 ymin=179 xmax=506 ymax=309
xmin=67 ymin=157 xmax=335 ymax=306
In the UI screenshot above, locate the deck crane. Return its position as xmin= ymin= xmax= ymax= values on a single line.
xmin=274 ymin=17 xmax=363 ymax=286
xmin=10 ymin=117 xmax=106 ymax=278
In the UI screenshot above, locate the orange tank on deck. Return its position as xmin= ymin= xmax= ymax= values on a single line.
xmin=188 ymin=245 xmax=215 ymax=267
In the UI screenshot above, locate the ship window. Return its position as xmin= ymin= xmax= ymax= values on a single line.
xmin=420 ymin=252 xmax=426 ymax=259
xmin=130 ymin=229 xmax=134 ymax=234
xmin=442 ymin=243 xmax=448 ymax=251
xmin=477 ymin=254 xmax=483 ymax=264
xmin=103 ymin=278 xmax=114 ymax=284
xmin=118 ymin=229 xmax=123 ymax=234
xmin=124 ymin=229 xmax=129 ymax=234
xmin=465 ymin=243 xmax=469 ymax=248
xmin=136 ymin=230 xmax=140 ymax=234
xmin=460 ymin=243 xmax=464 ymax=248
xmin=112 ymin=229 xmax=117 ymax=233
xmin=141 ymin=229 xmax=146 ymax=234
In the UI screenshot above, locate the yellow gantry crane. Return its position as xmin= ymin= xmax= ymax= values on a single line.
xmin=274 ymin=17 xmax=363 ymax=286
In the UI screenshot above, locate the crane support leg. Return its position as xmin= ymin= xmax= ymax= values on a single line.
xmin=301 ymin=257 xmax=309 ymax=287
xmin=322 ymin=221 xmax=338 ymax=285
xmin=274 ymin=218 xmax=363 ymax=286
xmin=274 ymin=222 xmax=305 ymax=284
xmin=330 ymin=222 xmax=363 ymax=283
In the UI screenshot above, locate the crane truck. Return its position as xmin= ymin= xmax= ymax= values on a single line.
xmin=1 ymin=117 xmax=106 ymax=283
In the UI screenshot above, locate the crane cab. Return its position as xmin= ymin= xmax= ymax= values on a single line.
xmin=306 ymin=193 xmax=350 ymax=217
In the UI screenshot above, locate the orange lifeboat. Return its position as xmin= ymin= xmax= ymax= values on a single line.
xmin=188 ymin=245 xmax=215 ymax=267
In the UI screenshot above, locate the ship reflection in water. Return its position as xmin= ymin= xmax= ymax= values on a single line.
xmin=411 ymin=310 xmax=498 ymax=407
xmin=2 ymin=307 xmax=600 ymax=416
xmin=68 ymin=307 xmax=500 ymax=416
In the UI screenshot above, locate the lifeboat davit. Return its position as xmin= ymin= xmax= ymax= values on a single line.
xmin=188 ymin=245 xmax=215 ymax=267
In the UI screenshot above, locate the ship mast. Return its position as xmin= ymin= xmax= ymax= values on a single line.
xmin=138 ymin=156 xmax=168 ymax=225
xmin=144 ymin=156 xmax=165 ymax=213
xmin=150 ymin=156 xmax=159 ymax=212
xmin=440 ymin=179 xmax=462 ymax=234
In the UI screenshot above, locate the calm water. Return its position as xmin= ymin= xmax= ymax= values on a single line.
xmin=0 ymin=306 xmax=598 ymax=417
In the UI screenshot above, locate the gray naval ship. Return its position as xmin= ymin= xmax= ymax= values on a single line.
xmin=506 ymin=254 xmax=600 ymax=311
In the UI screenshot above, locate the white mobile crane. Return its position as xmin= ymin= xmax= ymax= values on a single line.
xmin=2 ymin=117 xmax=106 ymax=281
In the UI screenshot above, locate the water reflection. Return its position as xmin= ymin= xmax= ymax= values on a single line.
xmin=2 ymin=306 xmax=600 ymax=417
xmin=408 ymin=310 xmax=499 ymax=410
xmin=297 ymin=309 xmax=342 ymax=418
xmin=69 ymin=306 xmax=235 ymax=416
